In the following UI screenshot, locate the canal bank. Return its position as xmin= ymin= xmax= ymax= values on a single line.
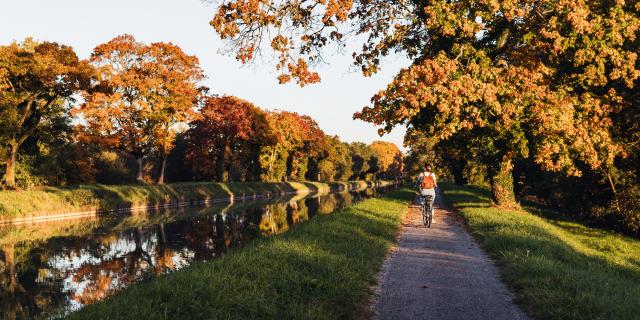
xmin=62 ymin=187 xmax=413 ymax=320
xmin=0 ymin=180 xmax=393 ymax=224
xmin=1 ymin=185 xmax=404 ymax=319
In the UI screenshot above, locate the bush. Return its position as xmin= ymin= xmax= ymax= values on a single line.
xmin=15 ymin=154 xmax=47 ymax=189
xmin=590 ymin=185 xmax=640 ymax=236
xmin=94 ymin=151 xmax=136 ymax=184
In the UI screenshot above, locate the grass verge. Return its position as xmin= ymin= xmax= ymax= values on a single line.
xmin=441 ymin=183 xmax=640 ymax=320
xmin=0 ymin=181 xmax=386 ymax=220
xmin=66 ymin=187 xmax=414 ymax=319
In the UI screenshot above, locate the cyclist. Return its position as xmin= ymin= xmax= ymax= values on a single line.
xmin=416 ymin=165 xmax=438 ymax=222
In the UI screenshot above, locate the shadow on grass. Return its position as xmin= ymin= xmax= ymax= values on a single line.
xmin=441 ymin=183 xmax=640 ymax=320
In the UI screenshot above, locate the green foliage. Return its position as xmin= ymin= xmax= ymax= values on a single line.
xmin=582 ymin=181 xmax=640 ymax=236
xmin=94 ymin=151 xmax=136 ymax=185
xmin=317 ymin=136 xmax=352 ymax=181
xmin=0 ymin=38 xmax=91 ymax=189
xmin=259 ymin=145 xmax=289 ymax=182
xmin=614 ymin=186 xmax=640 ymax=234
xmin=14 ymin=154 xmax=47 ymax=189
xmin=164 ymin=133 xmax=193 ymax=182
xmin=66 ymin=188 xmax=413 ymax=319
xmin=317 ymin=159 xmax=335 ymax=182
xmin=348 ymin=142 xmax=373 ymax=180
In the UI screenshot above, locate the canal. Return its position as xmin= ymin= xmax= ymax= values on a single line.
xmin=0 ymin=186 xmax=389 ymax=319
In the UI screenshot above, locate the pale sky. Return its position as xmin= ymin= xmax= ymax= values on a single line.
xmin=0 ymin=0 xmax=410 ymax=149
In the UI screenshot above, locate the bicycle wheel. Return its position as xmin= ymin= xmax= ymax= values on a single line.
xmin=422 ymin=203 xmax=428 ymax=226
xmin=427 ymin=205 xmax=433 ymax=228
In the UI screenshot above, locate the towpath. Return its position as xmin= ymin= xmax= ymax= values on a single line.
xmin=373 ymin=190 xmax=528 ymax=320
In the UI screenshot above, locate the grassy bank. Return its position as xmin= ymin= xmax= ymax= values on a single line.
xmin=66 ymin=187 xmax=413 ymax=319
xmin=0 ymin=180 xmax=386 ymax=220
xmin=441 ymin=183 xmax=640 ymax=320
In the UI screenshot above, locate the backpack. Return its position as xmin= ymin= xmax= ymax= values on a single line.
xmin=420 ymin=172 xmax=435 ymax=189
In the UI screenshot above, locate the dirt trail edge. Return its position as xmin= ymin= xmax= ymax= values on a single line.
xmin=373 ymin=190 xmax=528 ymax=320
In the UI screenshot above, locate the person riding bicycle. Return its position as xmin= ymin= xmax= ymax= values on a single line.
xmin=416 ymin=165 xmax=438 ymax=221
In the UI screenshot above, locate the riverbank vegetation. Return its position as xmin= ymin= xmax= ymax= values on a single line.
xmin=0 ymin=180 xmax=385 ymax=220
xmin=441 ymin=183 xmax=640 ymax=320
xmin=64 ymin=187 xmax=412 ymax=319
xmin=0 ymin=37 xmax=402 ymax=190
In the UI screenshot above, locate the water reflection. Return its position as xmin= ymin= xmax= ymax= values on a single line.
xmin=0 ymin=187 xmax=385 ymax=319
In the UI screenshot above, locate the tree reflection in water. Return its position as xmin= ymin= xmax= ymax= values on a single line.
xmin=0 ymin=187 xmax=386 ymax=319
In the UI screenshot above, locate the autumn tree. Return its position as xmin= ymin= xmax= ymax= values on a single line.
xmin=259 ymin=111 xmax=326 ymax=182
xmin=208 ymin=0 xmax=638 ymax=207
xmin=76 ymin=35 xmax=204 ymax=184
xmin=317 ymin=135 xmax=352 ymax=181
xmin=369 ymin=141 xmax=402 ymax=178
xmin=184 ymin=96 xmax=274 ymax=181
xmin=0 ymin=39 xmax=92 ymax=189
xmin=258 ymin=111 xmax=302 ymax=182
xmin=285 ymin=112 xmax=327 ymax=181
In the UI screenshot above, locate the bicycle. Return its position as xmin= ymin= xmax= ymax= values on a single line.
xmin=421 ymin=194 xmax=434 ymax=228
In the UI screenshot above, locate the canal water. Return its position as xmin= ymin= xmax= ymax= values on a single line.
xmin=0 ymin=186 xmax=389 ymax=319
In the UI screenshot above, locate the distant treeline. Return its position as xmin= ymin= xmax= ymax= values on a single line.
xmin=0 ymin=36 xmax=402 ymax=189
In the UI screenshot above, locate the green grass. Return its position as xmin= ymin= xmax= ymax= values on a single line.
xmin=441 ymin=183 xmax=640 ymax=320
xmin=0 ymin=181 xmax=384 ymax=220
xmin=65 ymin=187 xmax=413 ymax=319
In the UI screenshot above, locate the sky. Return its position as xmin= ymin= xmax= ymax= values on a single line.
xmin=0 ymin=0 xmax=411 ymax=149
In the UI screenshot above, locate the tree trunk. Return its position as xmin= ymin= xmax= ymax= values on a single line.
xmin=157 ymin=157 xmax=167 ymax=185
xmin=136 ymin=156 xmax=145 ymax=184
xmin=1 ymin=142 xmax=19 ymax=190
xmin=3 ymin=245 xmax=16 ymax=292
xmin=489 ymin=156 xmax=518 ymax=208
xmin=158 ymin=223 xmax=166 ymax=244
xmin=227 ymin=143 xmax=235 ymax=182
xmin=452 ymin=164 xmax=467 ymax=186
xmin=606 ymin=172 xmax=622 ymax=214
xmin=216 ymin=144 xmax=227 ymax=182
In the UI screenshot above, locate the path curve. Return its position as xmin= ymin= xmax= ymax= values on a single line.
xmin=373 ymin=190 xmax=528 ymax=320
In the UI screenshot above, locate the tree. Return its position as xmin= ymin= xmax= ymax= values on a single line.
xmin=284 ymin=112 xmax=327 ymax=181
xmin=369 ymin=141 xmax=402 ymax=178
xmin=185 ymin=96 xmax=274 ymax=181
xmin=0 ymin=39 xmax=91 ymax=189
xmin=208 ymin=0 xmax=638 ymax=207
xmin=76 ymin=35 xmax=204 ymax=184
xmin=329 ymin=137 xmax=353 ymax=181
xmin=348 ymin=142 xmax=373 ymax=180
xmin=317 ymin=136 xmax=352 ymax=181
xmin=259 ymin=111 xmax=326 ymax=182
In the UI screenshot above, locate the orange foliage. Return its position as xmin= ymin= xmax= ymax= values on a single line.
xmin=207 ymin=0 xmax=639 ymax=180
xmin=369 ymin=141 xmax=401 ymax=173
xmin=75 ymin=35 xmax=204 ymax=183
xmin=185 ymin=95 xmax=274 ymax=181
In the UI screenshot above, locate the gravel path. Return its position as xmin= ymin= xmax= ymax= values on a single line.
xmin=373 ymin=191 xmax=528 ymax=320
